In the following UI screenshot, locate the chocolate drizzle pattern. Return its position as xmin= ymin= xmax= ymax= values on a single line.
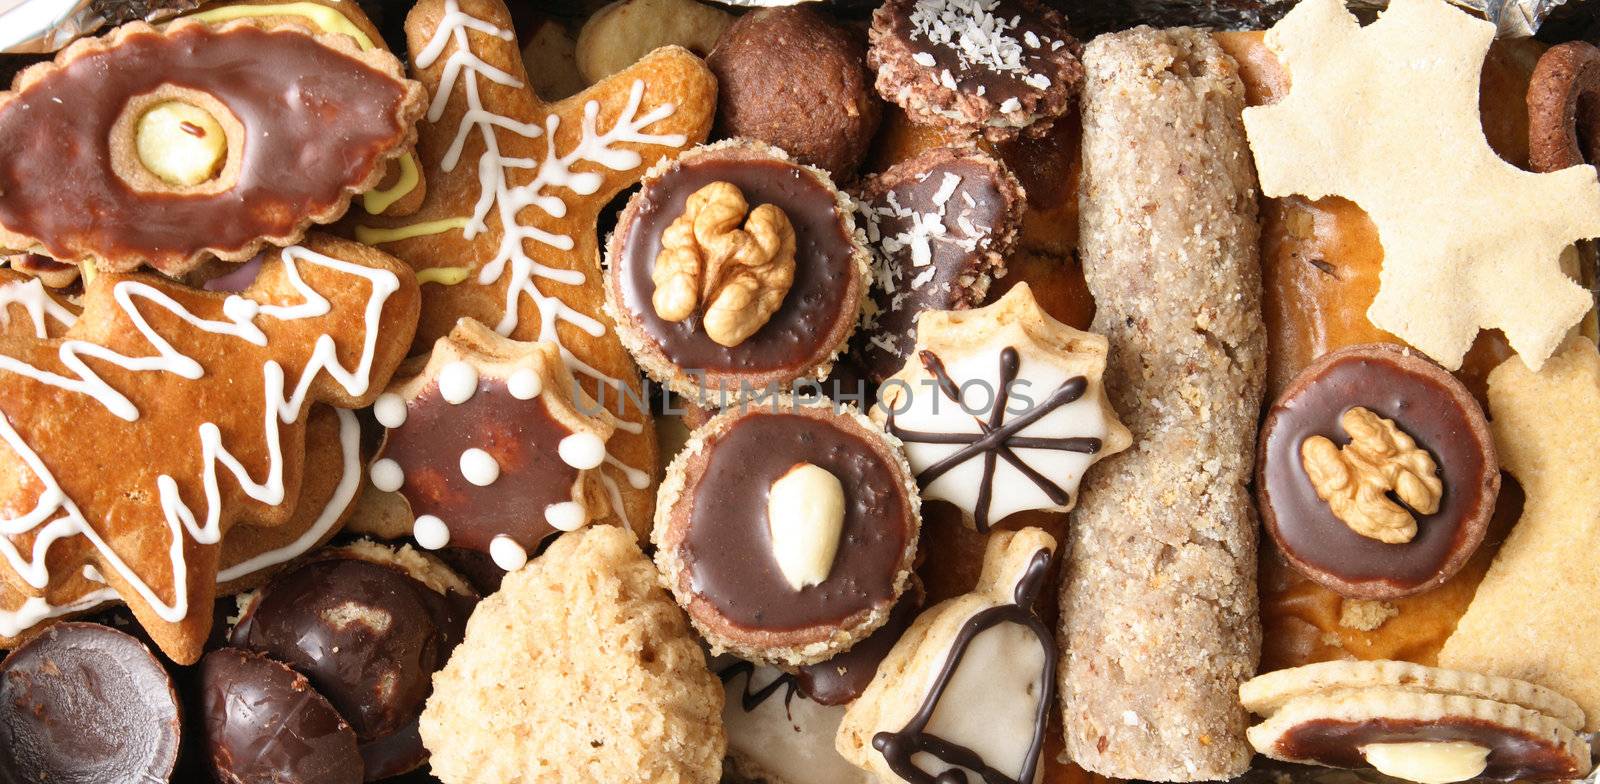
xmin=888 ymin=347 xmax=1101 ymax=532
xmin=870 ymin=548 xmax=1056 ymax=784
xmin=719 ymin=660 xmax=802 ymax=718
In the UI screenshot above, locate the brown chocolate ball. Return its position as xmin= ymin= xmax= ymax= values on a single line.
xmin=0 ymin=622 xmax=182 ymax=784
xmin=199 ymin=647 xmax=363 ymax=784
xmin=707 ymin=7 xmax=882 ymax=181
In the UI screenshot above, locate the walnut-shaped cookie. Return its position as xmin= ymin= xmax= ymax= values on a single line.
xmin=837 ymin=527 xmax=1057 ymax=784
xmin=0 ymin=18 xmax=424 ymax=274
xmin=606 ymin=140 xmax=871 ymax=403
xmin=871 ymin=283 xmax=1130 ymax=533
xmin=1257 ymin=343 xmax=1499 ymax=600
xmin=654 ymin=395 xmax=920 ymax=667
xmin=371 ymin=319 xmax=617 ymax=572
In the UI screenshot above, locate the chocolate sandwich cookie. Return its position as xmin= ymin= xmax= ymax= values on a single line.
xmin=606 ymin=140 xmax=870 ymax=404
xmin=230 ymin=542 xmax=477 ymax=780
xmin=0 ymin=622 xmax=182 ymax=784
xmin=867 ymin=0 xmax=1084 ymax=142
xmin=653 ymin=395 xmax=920 ymax=666
xmin=849 ymin=146 xmax=1025 ymax=383
xmin=1258 ymin=343 xmax=1499 ymax=600
xmin=200 ymin=647 xmax=364 ymax=784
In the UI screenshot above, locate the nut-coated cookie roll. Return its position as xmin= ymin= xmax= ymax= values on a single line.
xmin=1060 ymin=27 xmax=1265 ymax=782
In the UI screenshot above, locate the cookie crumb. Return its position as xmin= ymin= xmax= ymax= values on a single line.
xmin=1339 ymin=599 xmax=1399 ymax=631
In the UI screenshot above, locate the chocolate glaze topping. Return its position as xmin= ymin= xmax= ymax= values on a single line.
xmin=0 ymin=622 xmax=182 ymax=784
xmin=797 ymin=580 xmax=924 ymax=705
xmin=871 ymin=549 xmax=1056 ymax=784
xmin=851 ymin=151 xmax=1019 ymax=383
xmin=618 ymin=156 xmax=857 ymax=377
xmin=231 ymin=553 xmax=474 ymax=779
xmin=199 ymin=647 xmax=363 ymax=784
xmin=683 ymin=412 xmax=912 ymax=631
xmin=0 ymin=23 xmax=413 ymax=272
xmin=1275 ymin=716 xmax=1584 ymax=781
xmin=1260 ymin=350 xmax=1497 ymax=592
xmin=382 ymin=378 xmax=580 ymax=555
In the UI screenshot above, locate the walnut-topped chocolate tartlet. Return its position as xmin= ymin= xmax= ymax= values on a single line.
xmin=605 ymin=140 xmax=870 ymax=403
xmin=1257 ymin=343 xmax=1500 ymax=601
xmin=652 ymin=395 xmax=920 ymax=667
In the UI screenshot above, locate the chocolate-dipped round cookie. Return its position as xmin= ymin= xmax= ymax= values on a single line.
xmin=230 ymin=542 xmax=477 ymax=780
xmin=707 ymin=7 xmax=882 ymax=180
xmin=605 ymin=140 xmax=870 ymax=403
xmin=1257 ymin=344 xmax=1499 ymax=600
xmin=653 ymin=395 xmax=920 ymax=667
xmin=199 ymin=647 xmax=363 ymax=784
xmin=0 ymin=622 xmax=182 ymax=784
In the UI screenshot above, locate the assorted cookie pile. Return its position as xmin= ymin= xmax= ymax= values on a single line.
xmin=0 ymin=0 xmax=1597 ymax=783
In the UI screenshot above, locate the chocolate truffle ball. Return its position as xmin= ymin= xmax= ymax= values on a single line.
xmin=707 ymin=7 xmax=882 ymax=180
xmin=0 ymin=622 xmax=182 ymax=784
xmin=199 ymin=647 xmax=363 ymax=784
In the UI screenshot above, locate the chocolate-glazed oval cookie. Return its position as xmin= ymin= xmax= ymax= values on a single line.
xmin=653 ymin=396 xmax=920 ymax=667
xmin=606 ymin=140 xmax=870 ymax=402
xmin=230 ymin=543 xmax=477 ymax=780
xmin=1257 ymin=343 xmax=1499 ymax=600
xmin=0 ymin=19 xmax=423 ymax=274
xmin=200 ymin=647 xmax=363 ymax=784
xmin=0 ymin=622 xmax=182 ymax=784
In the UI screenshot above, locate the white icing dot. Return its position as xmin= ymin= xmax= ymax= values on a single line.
xmin=489 ymin=535 xmax=528 ymax=571
xmin=459 ymin=448 xmax=500 ymax=486
xmin=373 ymin=393 xmax=408 ymax=429
xmin=438 ymin=361 xmax=479 ymax=404
xmin=544 ymin=501 xmax=587 ymax=532
xmin=558 ymin=432 xmax=606 ymax=470
xmin=507 ymin=368 xmax=542 ymax=399
xmin=413 ymin=515 xmax=450 ymax=550
xmin=370 ymin=458 xmax=405 ymax=492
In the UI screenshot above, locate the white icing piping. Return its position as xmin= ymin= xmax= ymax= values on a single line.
xmin=0 ymin=277 xmax=78 ymax=338
xmin=0 ymin=247 xmax=397 ymax=634
xmin=411 ymin=0 xmax=671 ymax=528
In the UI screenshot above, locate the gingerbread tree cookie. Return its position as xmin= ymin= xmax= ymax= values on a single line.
xmin=1242 ymin=0 xmax=1600 ymax=372
xmin=351 ymin=0 xmax=717 ymax=535
xmin=0 ymin=235 xmax=419 ymax=663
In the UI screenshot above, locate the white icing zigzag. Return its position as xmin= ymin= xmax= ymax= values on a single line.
xmin=410 ymin=0 xmax=665 ymax=530
xmin=0 ymin=247 xmax=396 ymax=635
xmin=0 ymin=277 xmax=78 ymax=339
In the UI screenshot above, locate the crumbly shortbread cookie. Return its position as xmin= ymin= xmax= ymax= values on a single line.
xmin=1241 ymin=660 xmax=1586 ymax=731
xmin=420 ymin=525 xmax=725 ymax=784
xmin=872 ymin=283 xmax=1130 ymax=532
xmin=654 ymin=395 xmax=919 ymax=667
xmin=1246 ymin=689 xmax=1591 ymax=782
xmin=837 ymin=528 xmax=1057 ymax=784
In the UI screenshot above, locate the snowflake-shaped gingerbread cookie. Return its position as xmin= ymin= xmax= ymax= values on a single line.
xmin=1243 ymin=0 xmax=1600 ymax=372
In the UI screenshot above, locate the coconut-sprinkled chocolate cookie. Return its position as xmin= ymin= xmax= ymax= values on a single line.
xmin=370 ymin=318 xmax=620 ymax=572
xmin=0 ymin=19 xmax=424 ymax=274
xmin=850 ymin=145 xmax=1025 ymax=383
xmin=1242 ymin=661 xmax=1591 ymax=784
xmin=1257 ymin=343 xmax=1499 ymax=600
xmin=606 ymin=140 xmax=871 ymax=403
xmin=837 ymin=528 xmax=1058 ymax=784
xmin=654 ymin=396 xmax=920 ymax=667
xmin=872 ymin=283 xmax=1130 ymax=532
xmin=868 ymin=0 xmax=1084 ymax=142
xmin=229 ymin=541 xmax=477 ymax=780
xmin=0 ymin=622 xmax=183 ymax=783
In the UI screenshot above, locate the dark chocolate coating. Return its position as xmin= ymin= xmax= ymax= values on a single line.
xmin=797 ymin=580 xmax=923 ymax=705
xmin=230 ymin=553 xmax=473 ymax=779
xmin=617 ymin=154 xmax=858 ymax=378
xmin=0 ymin=23 xmax=413 ymax=272
xmin=0 ymin=622 xmax=181 ymax=784
xmin=380 ymin=376 xmax=581 ymax=556
xmin=708 ymin=7 xmax=882 ymax=180
xmin=199 ymin=647 xmax=363 ymax=784
xmin=1274 ymin=717 xmax=1584 ymax=781
xmin=682 ymin=412 xmax=912 ymax=631
xmin=1258 ymin=345 xmax=1498 ymax=598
